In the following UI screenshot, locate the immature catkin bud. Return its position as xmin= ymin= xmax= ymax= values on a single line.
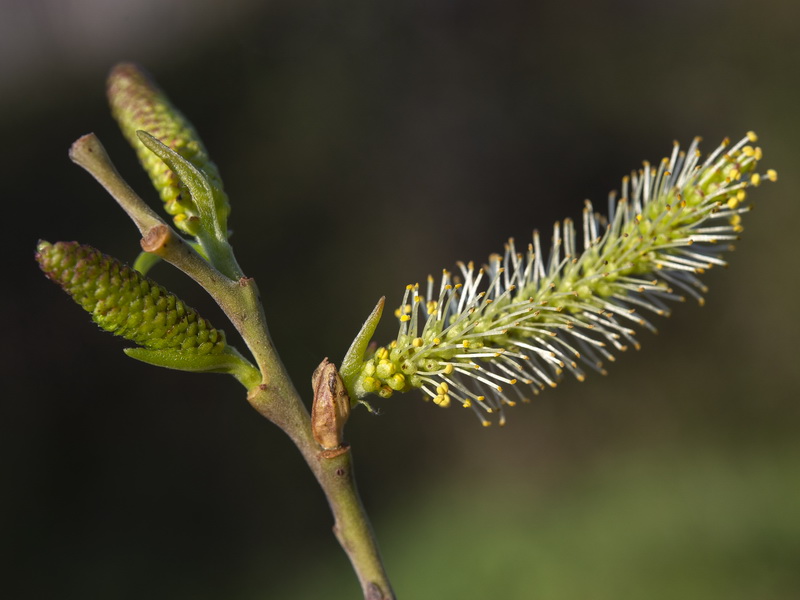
xmin=107 ymin=63 xmax=229 ymax=236
xmin=36 ymin=241 xmax=226 ymax=355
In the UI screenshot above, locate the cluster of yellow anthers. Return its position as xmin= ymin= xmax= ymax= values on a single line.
xmin=353 ymin=133 xmax=776 ymax=426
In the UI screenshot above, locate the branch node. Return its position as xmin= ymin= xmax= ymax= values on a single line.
xmin=140 ymin=224 xmax=173 ymax=254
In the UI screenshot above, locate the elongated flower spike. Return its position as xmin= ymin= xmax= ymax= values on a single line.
xmin=349 ymin=133 xmax=776 ymax=426
xmin=37 ymin=240 xmax=226 ymax=352
xmin=107 ymin=63 xmax=230 ymax=239
xmin=36 ymin=240 xmax=260 ymax=387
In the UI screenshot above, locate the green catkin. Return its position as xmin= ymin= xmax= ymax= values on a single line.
xmin=36 ymin=241 xmax=226 ymax=355
xmin=106 ymin=63 xmax=229 ymax=236
xmin=352 ymin=133 xmax=777 ymax=426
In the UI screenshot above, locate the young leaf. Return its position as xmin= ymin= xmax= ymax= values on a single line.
xmin=125 ymin=347 xmax=261 ymax=389
xmin=136 ymin=131 xmax=228 ymax=243
xmin=340 ymin=297 xmax=385 ymax=403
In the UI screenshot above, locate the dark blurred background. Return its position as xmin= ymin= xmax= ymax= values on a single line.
xmin=3 ymin=1 xmax=799 ymax=598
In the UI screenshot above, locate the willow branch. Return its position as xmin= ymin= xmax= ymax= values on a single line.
xmin=71 ymin=132 xmax=395 ymax=599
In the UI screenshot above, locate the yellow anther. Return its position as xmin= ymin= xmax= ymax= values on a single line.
xmin=361 ymin=376 xmax=380 ymax=393
xmin=463 ymin=399 xmax=472 ymax=408
xmin=444 ymin=364 xmax=454 ymax=374
xmin=376 ymin=347 xmax=388 ymax=360
xmin=481 ymin=420 xmax=492 ymax=427
xmin=737 ymin=190 xmax=747 ymax=201
xmin=754 ymin=147 xmax=763 ymax=161
xmin=436 ymin=382 xmax=449 ymax=394
xmin=399 ymin=315 xmax=410 ymax=322
xmin=378 ymin=385 xmax=393 ymax=399
xmin=746 ymin=131 xmax=758 ymax=142
xmin=412 ymin=337 xmax=424 ymax=348
xmin=750 ymin=173 xmax=761 ymax=187
xmin=433 ymin=338 xmax=441 ymax=346
xmin=728 ymin=168 xmax=740 ymax=181
xmin=433 ymin=394 xmax=451 ymax=408
xmin=767 ymin=169 xmax=778 ymax=182
xmin=387 ymin=373 xmax=406 ymax=391
xmin=730 ymin=214 xmax=742 ymax=226
xmin=742 ymin=146 xmax=755 ymax=157
xmin=427 ymin=301 xmax=437 ymax=315
xmin=376 ymin=359 xmax=396 ymax=379
xmin=462 ymin=340 xmax=470 ymax=348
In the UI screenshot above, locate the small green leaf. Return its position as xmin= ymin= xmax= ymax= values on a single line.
xmin=136 ymin=131 xmax=226 ymax=241
xmin=125 ymin=347 xmax=261 ymax=389
xmin=135 ymin=131 xmax=242 ymax=279
xmin=339 ymin=297 xmax=384 ymax=403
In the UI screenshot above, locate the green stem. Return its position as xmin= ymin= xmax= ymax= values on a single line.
xmin=249 ymin=385 xmax=395 ymax=600
xmin=69 ymin=134 xmax=165 ymax=234
xmin=158 ymin=232 xmax=394 ymax=598
xmin=152 ymin=230 xmax=395 ymax=598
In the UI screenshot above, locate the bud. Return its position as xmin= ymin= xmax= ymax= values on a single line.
xmin=36 ymin=241 xmax=226 ymax=355
xmin=107 ymin=63 xmax=229 ymax=237
xmin=311 ymin=359 xmax=351 ymax=455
